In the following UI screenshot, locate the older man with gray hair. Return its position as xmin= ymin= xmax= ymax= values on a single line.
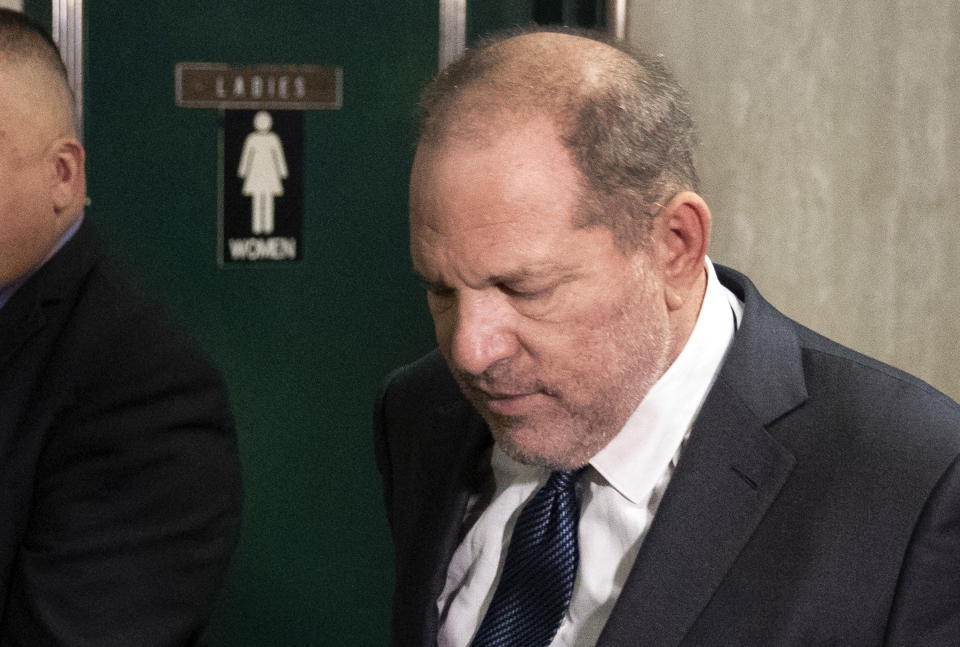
xmin=375 ymin=27 xmax=960 ymax=646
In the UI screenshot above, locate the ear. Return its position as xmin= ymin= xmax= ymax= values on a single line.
xmin=654 ymin=190 xmax=711 ymax=311
xmin=50 ymin=137 xmax=86 ymax=217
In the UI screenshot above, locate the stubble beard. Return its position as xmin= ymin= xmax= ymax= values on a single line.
xmin=452 ymin=286 xmax=672 ymax=471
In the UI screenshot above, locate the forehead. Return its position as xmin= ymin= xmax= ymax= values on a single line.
xmin=408 ymin=118 xmax=608 ymax=283
xmin=410 ymin=117 xmax=580 ymax=234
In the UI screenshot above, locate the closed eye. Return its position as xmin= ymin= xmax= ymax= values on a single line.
xmin=415 ymin=274 xmax=455 ymax=298
xmin=499 ymin=283 xmax=555 ymax=301
xmin=426 ymin=284 xmax=455 ymax=299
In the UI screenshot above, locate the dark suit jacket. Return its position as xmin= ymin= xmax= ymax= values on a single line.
xmin=0 ymin=222 xmax=243 ymax=646
xmin=375 ymin=265 xmax=960 ymax=646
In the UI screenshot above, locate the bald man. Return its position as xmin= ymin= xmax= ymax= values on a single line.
xmin=375 ymin=28 xmax=960 ymax=646
xmin=0 ymin=10 xmax=241 ymax=645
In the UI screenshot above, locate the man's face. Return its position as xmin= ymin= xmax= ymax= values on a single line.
xmin=410 ymin=118 xmax=674 ymax=470
xmin=0 ymin=60 xmax=68 ymax=286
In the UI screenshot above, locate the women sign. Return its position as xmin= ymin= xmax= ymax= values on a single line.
xmin=175 ymin=63 xmax=342 ymax=264
xmin=222 ymin=109 xmax=303 ymax=263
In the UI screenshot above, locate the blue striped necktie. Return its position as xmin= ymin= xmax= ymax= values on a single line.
xmin=471 ymin=468 xmax=586 ymax=647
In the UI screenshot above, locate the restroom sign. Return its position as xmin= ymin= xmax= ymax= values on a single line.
xmin=221 ymin=110 xmax=304 ymax=263
xmin=176 ymin=63 xmax=342 ymax=110
xmin=176 ymin=62 xmax=342 ymax=265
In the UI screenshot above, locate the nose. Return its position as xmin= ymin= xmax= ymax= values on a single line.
xmin=442 ymin=291 xmax=518 ymax=376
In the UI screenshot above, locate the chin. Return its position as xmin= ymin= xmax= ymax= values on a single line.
xmin=492 ymin=422 xmax=594 ymax=471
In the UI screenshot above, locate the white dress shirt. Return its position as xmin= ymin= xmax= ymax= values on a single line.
xmin=437 ymin=258 xmax=743 ymax=647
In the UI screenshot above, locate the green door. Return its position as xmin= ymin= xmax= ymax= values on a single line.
xmin=19 ymin=0 xmax=604 ymax=644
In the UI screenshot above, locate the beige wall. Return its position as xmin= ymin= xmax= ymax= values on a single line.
xmin=0 ymin=0 xmax=24 ymax=10
xmin=627 ymin=2 xmax=960 ymax=399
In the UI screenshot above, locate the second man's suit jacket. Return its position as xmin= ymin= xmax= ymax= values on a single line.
xmin=375 ymin=265 xmax=960 ymax=646
xmin=0 ymin=221 xmax=243 ymax=645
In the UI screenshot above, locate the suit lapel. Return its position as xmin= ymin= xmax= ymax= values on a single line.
xmin=598 ymin=265 xmax=807 ymax=646
xmin=0 ymin=283 xmax=44 ymax=367
xmin=416 ymin=400 xmax=491 ymax=644
xmin=0 ymin=220 xmax=93 ymax=367
xmin=598 ymin=379 xmax=796 ymax=646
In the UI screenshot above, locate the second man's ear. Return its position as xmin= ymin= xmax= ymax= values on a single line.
xmin=51 ymin=137 xmax=86 ymax=216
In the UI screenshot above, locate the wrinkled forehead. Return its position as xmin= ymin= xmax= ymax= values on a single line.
xmin=413 ymin=113 xmax=575 ymax=189
xmin=409 ymin=116 xmax=584 ymax=245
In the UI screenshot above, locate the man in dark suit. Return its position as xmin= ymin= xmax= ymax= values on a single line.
xmin=0 ymin=10 xmax=242 ymax=645
xmin=375 ymin=28 xmax=960 ymax=646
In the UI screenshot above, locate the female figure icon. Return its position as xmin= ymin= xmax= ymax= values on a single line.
xmin=238 ymin=111 xmax=288 ymax=235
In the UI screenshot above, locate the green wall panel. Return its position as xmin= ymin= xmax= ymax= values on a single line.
xmin=21 ymin=0 xmax=50 ymax=28
xmin=82 ymin=2 xmax=438 ymax=644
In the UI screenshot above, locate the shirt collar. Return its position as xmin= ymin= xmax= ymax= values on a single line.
xmin=0 ymin=216 xmax=83 ymax=311
xmin=590 ymin=257 xmax=739 ymax=504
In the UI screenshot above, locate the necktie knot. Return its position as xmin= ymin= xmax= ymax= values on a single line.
xmin=545 ymin=468 xmax=582 ymax=492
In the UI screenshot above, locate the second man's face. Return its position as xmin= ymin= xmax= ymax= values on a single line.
xmin=409 ymin=117 xmax=675 ymax=469
xmin=0 ymin=62 xmax=78 ymax=287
